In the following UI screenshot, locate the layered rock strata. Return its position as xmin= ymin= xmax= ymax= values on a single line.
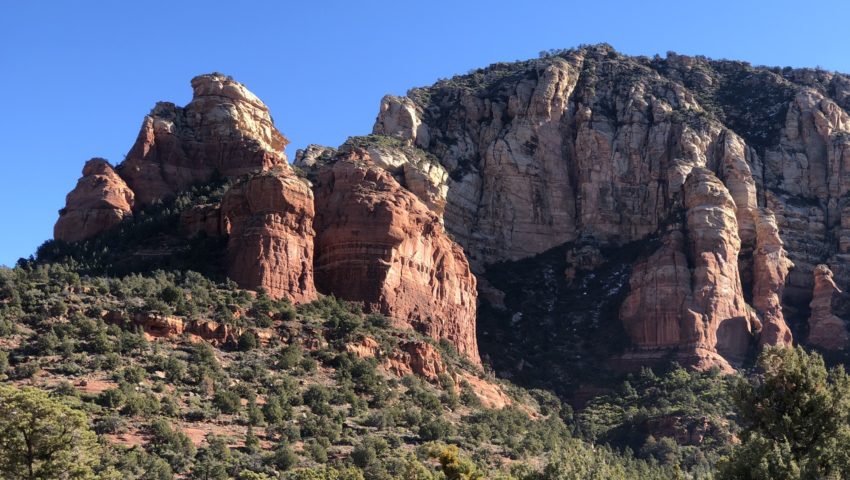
xmin=118 ymin=73 xmax=288 ymax=205
xmin=221 ymin=168 xmax=317 ymax=303
xmin=54 ymin=158 xmax=135 ymax=242
xmin=312 ymin=159 xmax=479 ymax=363
xmin=620 ymin=169 xmax=760 ymax=370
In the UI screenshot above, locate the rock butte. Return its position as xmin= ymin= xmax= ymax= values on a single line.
xmin=56 ymin=44 xmax=850 ymax=372
xmin=312 ymin=156 xmax=479 ymax=364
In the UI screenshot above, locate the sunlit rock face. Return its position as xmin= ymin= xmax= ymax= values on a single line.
xmin=221 ymin=169 xmax=317 ymax=304
xmin=312 ymin=158 xmax=479 ymax=364
xmin=376 ymin=44 xmax=850 ymax=368
xmin=55 ymin=158 xmax=135 ymax=242
xmin=118 ymin=73 xmax=289 ymax=206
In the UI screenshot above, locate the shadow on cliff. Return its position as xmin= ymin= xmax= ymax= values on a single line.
xmin=478 ymin=237 xmax=661 ymax=405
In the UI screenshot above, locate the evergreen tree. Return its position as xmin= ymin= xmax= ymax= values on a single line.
xmin=720 ymin=346 xmax=850 ymax=479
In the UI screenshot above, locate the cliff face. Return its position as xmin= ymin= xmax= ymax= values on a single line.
xmin=808 ymin=265 xmax=850 ymax=350
xmin=619 ymin=169 xmax=760 ymax=371
xmin=375 ymin=44 xmax=850 ymax=369
xmin=312 ymin=156 xmax=479 ymax=363
xmin=221 ymin=168 xmax=317 ymax=303
xmin=54 ymin=73 xmax=483 ymax=366
xmin=118 ymin=73 xmax=288 ymax=206
xmin=55 ymin=158 xmax=135 ymax=242
xmin=53 ymin=45 xmax=850 ymax=375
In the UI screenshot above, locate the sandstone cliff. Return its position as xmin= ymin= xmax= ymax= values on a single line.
xmin=221 ymin=168 xmax=317 ymax=303
xmin=808 ymin=265 xmax=850 ymax=350
xmin=312 ymin=157 xmax=479 ymax=363
xmin=52 ymin=46 xmax=850 ymax=380
xmin=118 ymin=73 xmax=288 ymax=206
xmin=374 ymin=44 xmax=850 ymax=369
xmin=619 ymin=169 xmax=759 ymax=371
xmin=55 ymin=158 xmax=135 ymax=242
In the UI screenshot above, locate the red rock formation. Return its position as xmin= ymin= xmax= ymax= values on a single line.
xmin=620 ymin=169 xmax=759 ymax=371
xmin=221 ymin=168 xmax=317 ymax=304
xmin=54 ymin=158 xmax=135 ymax=242
xmin=103 ymin=311 xmax=274 ymax=347
xmin=453 ymin=372 xmax=512 ymax=409
xmin=388 ymin=341 xmax=447 ymax=381
xmin=683 ymin=168 xmax=758 ymax=366
xmin=620 ymin=231 xmax=693 ymax=352
xmin=752 ymin=210 xmax=794 ymax=347
xmin=118 ymin=73 xmax=288 ymax=205
xmin=313 ymin=159 xmax=479 ymax=364
xmin=344 ymin=336 xmax=447 ymax=380
xmin=808 ymin=265 xmax=850 ymax=350
xmin=180 ymin=204 xmax=222 ymax=238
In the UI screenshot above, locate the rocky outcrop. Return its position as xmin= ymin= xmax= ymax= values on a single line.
xmin=221 ymin=168 xmax=317 ymax=303
xmin=375 ymin=57 xmax=584 ymax=265
xmin=103 ymin=311 xmax=275 ymax=346
xmin=297 ymin=139 xmax=450 ymax=219
xmin=293 ymin=144 xmax=337 ymax=169
xmin=55 ymin=158 xmax=135 ymax=242
xmin=620 ymin=232 xmax=696 ymax=360
xmin=620 ymin=169 xmax=758 ymax=371
xmin=313 ymin=159 xmax=479 ymax=363
xmin=374 ymin=96 xmax=430 ymax=148
xmin=343 ymin=336 xmax=509 ymax=407
xmin=752 ymin=210 xmax=794 ymax=347
xmin=344 ymin=337 xmax=447 ymax=381
xmin=683 ymin=169 xmax=759 ymax=365
xmin=118 ymin=73 xmax=288 ymax=205
xmin=373 ymin=46 xmax=850 ymax=373
xmin=392 ymin=341 xmax=447 ymax=381
xmin=808 ymin=265 xmax=850 ymax=350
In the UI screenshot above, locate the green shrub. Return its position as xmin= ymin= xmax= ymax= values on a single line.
xmin=213 ymin=389 xmax=241 ymax=414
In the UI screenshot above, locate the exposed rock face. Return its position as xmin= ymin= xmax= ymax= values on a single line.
xmin=620 ymin=232 xmax=698 ymax=362
xmin=221 ymin=169 xmax=317 ymax=303
xmin=298 ymin=140 xmax=450 ymax=219
xmin=374 ymin=96 xmax=430 ymax=148
xmin=752 ymin=210 xmax=794 ymax=347
xmin=620 ymin=169 xmax=758 ymax=371
xmin=343 ymin=335 xmax=509 ymax=408
xmin=293 ymin=144 xmax=337 ymax=169
xmin=375 ymin=45 xmax=850 ymax=372
xmin=683 ymin=168 xmax=758 ymax=365
xmin=808 ymin=265 xmax=850 ymax=350
xmin=180 ymin=204 xmax=223 ymax=238
xmin=104 ymin=311 xmax=275 ymax=347
xmin=54 ymin=49 xmax=850 ymax=378
xmin=387 ymin=341 xmax=447 ymax=381
xmin=375 ymin=57 xmax=583 ymax=265
xmin=55 ymin=158 xmax=135 ymax=242
xmin=118 ymin=73 xmax=288 ymax=205
xmin=341 ymin=142 xmax=449 ymax=218
xmin=313 ymin=159 xmax=479 ymax=363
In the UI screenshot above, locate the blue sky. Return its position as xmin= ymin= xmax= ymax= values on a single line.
xmin=1 ymin=0 xmax=848 ymax=266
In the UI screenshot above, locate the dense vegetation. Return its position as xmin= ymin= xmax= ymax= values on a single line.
xmin=5 ymin=251 xmax=849 ymax=479
xmin=0 ymin=261 xmax=684 ymax=479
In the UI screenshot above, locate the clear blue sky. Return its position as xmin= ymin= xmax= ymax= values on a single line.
xmin=1 ymin=0 xmax=848 ymax=266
